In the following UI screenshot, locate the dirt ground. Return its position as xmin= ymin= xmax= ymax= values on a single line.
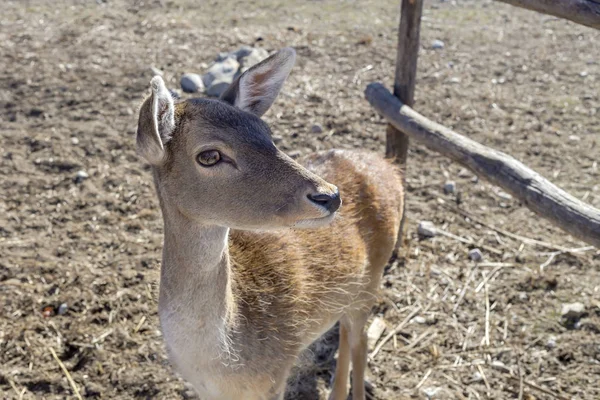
xmin=1 ymin=0 xmax=599 ymax=399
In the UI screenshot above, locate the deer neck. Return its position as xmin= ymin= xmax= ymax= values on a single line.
xmin=157 ymin=200 xmax=236 ymax=356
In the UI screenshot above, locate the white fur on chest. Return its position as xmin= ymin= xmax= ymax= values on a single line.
xmin=162 ymin=317 xmax=272 ymax=400
xmin=160 ymin=311 xmax=232 ymax=398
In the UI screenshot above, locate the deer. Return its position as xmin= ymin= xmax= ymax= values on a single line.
xmin=135 ymin=47 xmax=403 ymax=400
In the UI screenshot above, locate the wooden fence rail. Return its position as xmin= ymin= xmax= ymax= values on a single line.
xmin=496 ymin=0 xmax=600 ymax=30
xmin=366 ymin=82 xmax=600 ymax=248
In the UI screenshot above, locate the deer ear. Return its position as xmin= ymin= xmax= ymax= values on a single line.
xmin=136 ymin=76 xmax=176 ymax=165
xmin=220 ymin=47 xmax=296 ymax=117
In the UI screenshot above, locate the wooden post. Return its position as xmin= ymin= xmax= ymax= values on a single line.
xmin=387 ymin=0 xmax=424 ymax=251
xmin=386 ymin=0 xmax=424 ymax=164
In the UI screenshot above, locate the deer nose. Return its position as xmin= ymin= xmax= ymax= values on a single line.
xmin=307 ymin=191 xmax=341 ymax=213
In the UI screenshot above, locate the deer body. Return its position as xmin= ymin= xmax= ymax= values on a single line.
xmin=137 ymin=49 xmax=402 ymax=400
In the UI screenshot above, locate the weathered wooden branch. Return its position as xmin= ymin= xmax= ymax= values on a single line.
xmin=366 ymin=82 xmax=600 ymax=248
xmin=388 ymin=0 xmax=424 ymax=252
xmin=496 ymin=0 xmax=600 ymax=30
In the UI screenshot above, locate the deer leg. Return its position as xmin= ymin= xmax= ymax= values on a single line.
xmin=348 ymin=311 xmax=369 ymax=400
xmin=329 ymin=320 xmax=351 ymax=400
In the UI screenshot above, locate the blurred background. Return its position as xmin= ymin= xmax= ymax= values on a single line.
xmin=1 ymin=0 xmax=599 ymax=398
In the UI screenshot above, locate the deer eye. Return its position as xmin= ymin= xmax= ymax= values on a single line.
xmin=196 ymin=150 xmax=221 ymax=167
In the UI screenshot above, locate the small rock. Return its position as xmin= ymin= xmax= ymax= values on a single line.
xmin=490 ymin=360 xmax=510 ymax=373
xmin=215 ymin=46 xmax=253 ymax=62
xmin=232 ymin=45 xmax=255 ymax=60
xmin=546 ymin=336 xmax=557 ymax=349
xmin=203 ymin=57 xmax=240 ymax=97
xmin=579 ymin=319 xmax=600 ymax=333
xmin=215 ymin=51 xmax=232 ymax=62
xmin=496 ymin=190 xmax=512 ymax=200
xmin=71 ymin=137 xmax=79 ymax=145
xmin=580 ymin=71 xmax=588 ymax=77
xmin=84 ymin=382 xmax=103 ymax=397
xmin=468 ymin=248 xmax=483 ymax=261
xmin=518 ymin=292 xmax=529 ymax=301
xmin=561 ymin=302 xmax=586 ymax=321
xmin=180 ymin=73 xmax=205 ymax=93
xmin=417 ymin=221 xmax=437 ymax=238
xmin=412 ymin=316 xmax=426 ymax=324
xmin=469 ymin=371 xmax=483 ymax=383
xmin=311 ymin=123 xmax=324 ymax=134
xmin=422 ymin=387 xmax=441 ymax=399
xmin=149 ymin=66 xmax=163 ymax=77
xmin=443 ymin=180 xmax=456 ymax=194
xmin=568 ymin=135 xmax=581 ymax=142
xmin=287 ymin=150 xmax=301 ymax=159
xmin=431 ymin=39 xmax=445 ymax=49
xmin=239 ymin=47 xmax=269 ymax=73
xmin=57 ymin=303 xmax=68 ymax=315
xmin=457 ymin=168 xmax=471 ymax=178
xmin=449 ymin=77 xmax=461 ymax=84
xmin=75 ymin=170 xmax=89 ymax=183
xmin=28 ymin=108 xmax=44 ymax=118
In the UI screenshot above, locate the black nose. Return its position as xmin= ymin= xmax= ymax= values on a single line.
xmin=307 ymin=191 xmax=341 ymax=213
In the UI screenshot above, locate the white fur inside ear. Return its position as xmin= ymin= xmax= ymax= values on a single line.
xmin=150 ymin=76 xmax=175 ymax=147
xmin=235 ymin=49 xmax=296 ymax=116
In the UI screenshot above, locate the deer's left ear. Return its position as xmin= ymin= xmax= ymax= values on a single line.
xmin=136 ymin=76 xmax=176 ymax=165
xmin=220 ymin=47 xmax=296 ymax=117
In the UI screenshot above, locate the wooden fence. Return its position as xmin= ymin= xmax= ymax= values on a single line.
xmin=367 ymin=0 xmax=600 ymax=248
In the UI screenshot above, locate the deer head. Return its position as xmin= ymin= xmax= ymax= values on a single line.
xmin=136 ymin=48 xmax=340 ymax=230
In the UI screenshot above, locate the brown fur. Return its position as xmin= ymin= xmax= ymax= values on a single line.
xmin=228 ymin=149 xmax=403 ymax=360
